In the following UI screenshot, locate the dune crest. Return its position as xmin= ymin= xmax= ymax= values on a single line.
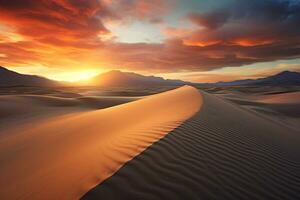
xmin=0 ymin=85 xmax=202 ymax=200
xmin=83 ymin=91 xmax=300 ymax=200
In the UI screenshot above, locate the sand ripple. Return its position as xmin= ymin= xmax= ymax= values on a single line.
xmin=0 ymin=86 xmax=200 ymax=200
xmin=83 ymin=91 xmax=300 ymax=200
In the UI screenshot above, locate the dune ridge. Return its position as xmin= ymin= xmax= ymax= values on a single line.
xmin=0 ymin=94 xmax=139 ymax=133
xmin=0 ymin=86 xmax=201 ymax=200
xmin=83 ymin=91 xmax=300 ymax=200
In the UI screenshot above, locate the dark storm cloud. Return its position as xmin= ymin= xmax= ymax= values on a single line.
xmin=186 ymin=0 xmax=300 ymax=45
xmin=107 ymin=0 xmax=300 ymax=72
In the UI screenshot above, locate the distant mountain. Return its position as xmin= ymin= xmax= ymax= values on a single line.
xmin=212 ymin=71 xmax=300 ymax=86
xmin=0 ymin=66 xmax=60 ymax=87
xmin=257 ymin=71 xmax=300 ymax=85
xmin=84 ymin=70 xmax=188 ymax=87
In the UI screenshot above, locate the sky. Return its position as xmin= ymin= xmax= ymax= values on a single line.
xmin=0 ymin=0 xmax=300 ymax=82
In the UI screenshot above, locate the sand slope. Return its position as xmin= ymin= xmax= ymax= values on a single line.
xmin=0 ymin=94 xmax=138 ymax=119
xmin=0 ymin=86 xmax=201 ymax=200
xmin=257 ymin=91 xmax=300 ymax=104
xmin=214 ymin=89 xmax=300 ymax=130
xmin=83 ymin=91 xmax=300 ymax=200
xmin=0 ymin=94 xmax=139 ymax=132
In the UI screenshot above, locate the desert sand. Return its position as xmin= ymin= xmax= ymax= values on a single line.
xmin=0 ymin=93 xmax=139 ymax=132
xmin=205 ymin=86 xmax=300 ymax=131
xmin=257 ymin=91 xmax=300 ymax=104
xmin=83 ymin=90 xmax=300 ymax=200
xmin=0 ymin=86 xmax=201 ymax=200
xmin=1 ymin=85 xmax=300 ymax=200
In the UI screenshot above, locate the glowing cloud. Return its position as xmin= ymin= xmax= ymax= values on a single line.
xmin=0 ymin=0 xmax=300 ymax=82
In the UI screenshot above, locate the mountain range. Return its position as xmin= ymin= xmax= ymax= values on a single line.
xmin=212 ymin=71 xmax=300 ymax=86
xmin=0 ymin=66 xmax=187 ymax=87
xmin=83 ymin=70 xmax=188 ymax=87
xmin=0 ymin=66 xmax=299 ymax=87
xmin=0 ymin=66 xmax=59 ymax=87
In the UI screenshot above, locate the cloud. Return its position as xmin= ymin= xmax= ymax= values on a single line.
xmin=187 ymin=11 xmax=230 ymax=30
xmin=0 ymin=0 xmax=169 ymax=46
xmin=151 ymin=0 xmax=300 ymax=72
xmin=0 ymin=0 xmax=111 ymax=48
xmin=0 ymin=0 xmax=169 ymax=69
xmin=184 ymin=0 xmax=300 ymax=47
xmin=105 ymin=0 xmax=170 ymax=22
xmin=108 ymin=0 xmax=300 ymax=72
xmin=0 ymin=0 xmax=300 ymax=76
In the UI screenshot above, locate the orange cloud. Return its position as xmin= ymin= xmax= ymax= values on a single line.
xmin=231 ymin=38 xmax=275 ymax=47
xmin=187 ymin=73 xmax=242 ymax=83
xmin=0 ymin=0 xmax=300 ymax=83
xmin=0 ymin=0 xmax=110 ymax=41
xmin=183 ymin=40 xmax=221 ymax=47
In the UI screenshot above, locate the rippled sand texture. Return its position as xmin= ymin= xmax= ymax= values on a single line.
xmin=0 ymin=86 xmax=201 ymax=200
xmin=83 ymin=91 xmax=300 ymax=200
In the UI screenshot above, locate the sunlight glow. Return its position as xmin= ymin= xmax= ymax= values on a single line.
xmin=8 ymin=66 xmax=101 ymax=82
xmin=56 ymin=71 xmax=99 ymax=82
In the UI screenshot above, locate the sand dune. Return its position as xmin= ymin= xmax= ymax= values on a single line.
xmin=257 ymin=91 xmax=300 ymax=104
xmin=83 ymin=91 xmax=300 ymax=200
xmin=0 ymin=94 xmax=139 ymax=111
xmin=0 ymin=94 xmax=139 ymax=131
xmin=211 ymin=89 xmax=300 ymax=130
xmin=2 ymin=85 xmax=300 ymax=200
xmin=0 ymin=86 xmax=201 ymax=200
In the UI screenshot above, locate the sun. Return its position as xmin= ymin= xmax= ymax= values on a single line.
xmin=7 ymin=66 xmax=101 ymax=83
xmin=51 ymin=70 xmax=101 ymax=82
